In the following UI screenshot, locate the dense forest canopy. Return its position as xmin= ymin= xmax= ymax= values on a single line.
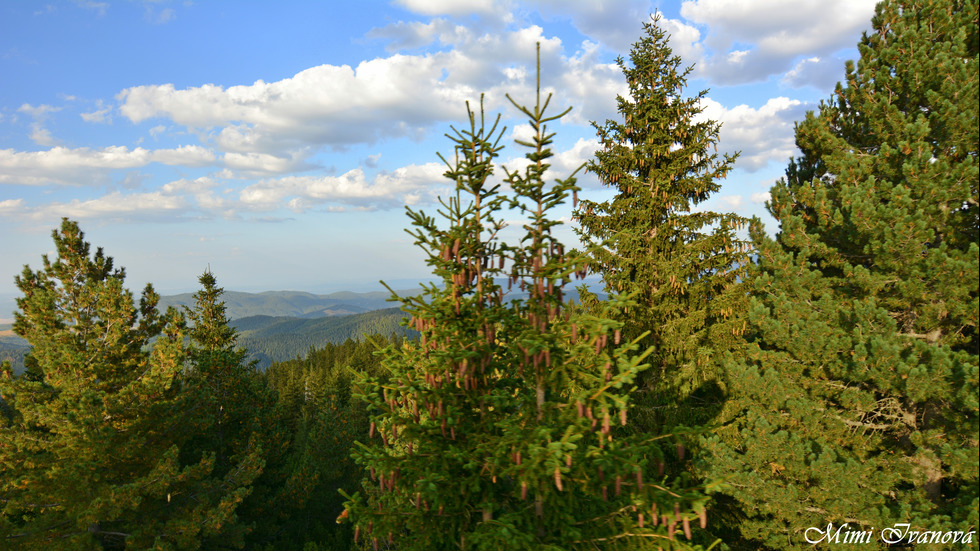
xmin=1 ymin=1 xmax=976 ymax=549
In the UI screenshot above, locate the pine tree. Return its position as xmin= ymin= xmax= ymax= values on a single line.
xmin=0 ymin=221 xmax=261 ymax=549
xmin=343 ymin=51 xmax=716 ymax=550
xmin=700 ymin=0 xmax=979 ymax=548
xmin=576 ymin=15 xmax=752 ymax=430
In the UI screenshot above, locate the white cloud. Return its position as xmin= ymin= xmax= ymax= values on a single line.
xmin=557 ymin=41 xmax=624 ymax=125
xmin=679 ymin=0 xmax=878 ymax=84
xmin=117 ymin=56 xmax=474 ymax=153
xmin=699 ymin=96 xmax=806 ymax=171
xmin=29 ymin=127 xmax=58 ymax=147
xmin=367 ymin=19 xmax=452 ymax=52
xmin=525 ymin=0 xmax=651 ymax=55
xmin=549 ymin=137 xmax=598 ymax=185
xmin=364 ymin=153 xmax=382 ymax=168
xmin=114 ymin=23 xmax=614 ymax=164
xmin=715 ymin=194 xmax=743 ymax=209
xmin=81 ymin=99 xmax=113 ymax=123
xmin=18 ymin=103 xmax=62 ymax=146
xmin=395 ymin=0 xmax=501 ymax=17
xmin=239 ymin=163 xmax=447 ymax=211
xmin=0 ymin=198 xmax=25 ymax=215
xmin=781 ymin=56 xmax=845 ymax=91
xmin=18 ymin=103 xmax=60 ymax=117
xmin=750 ymin=191 xmax=771 ymax=203
xmin=25 ymin=191 xmax=187 ymax=221
xmin=161 ymin=176 xmax=229 ymax=211
xmin=222 ymin=151 xmax=309 ymax=175
xmin=144 ymin=6 xmax=175 ymax=24
xmin=74 ymin=1 xmax=108 ymax=16
xmin=658 ymin=17 xmax=705 ymax=67
xmin=0 ymin=145 xmax=216 ymax=186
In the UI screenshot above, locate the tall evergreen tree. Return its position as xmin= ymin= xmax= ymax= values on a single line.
xmin=178 ymin=271 xmax=268 ymax=549
xmin=343 ymin=53 xmax=716 ymax=550
xmin=576 ymin=15 xmax=752 ymax=429
xmin=701 ymin=0 xmax=979 ymax=548
xmin=0 ymin=221 xmax=259 ymax=549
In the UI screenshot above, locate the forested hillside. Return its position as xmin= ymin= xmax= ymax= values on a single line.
xmin=159 ymin=289 xmax=416 ymax=319
xmin=234 ymin=308 xmax=417 ymax=368
xmin=1 ymin=2 xmax=976 ymax=549
xmin=0 ymin=326 xmax=27 ymax=374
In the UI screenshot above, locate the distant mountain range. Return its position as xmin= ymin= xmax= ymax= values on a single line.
xmin=0 ymin=283 xmax=605 ymax=373
xmin=158 ymin=288 xmax=423 ymax=319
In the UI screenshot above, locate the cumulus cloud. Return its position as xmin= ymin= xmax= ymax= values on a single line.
xmin=526 ymin=0 xmax=651 ymax=54
xmin=557 ymin=41 xmax=624 ymax=125
xmin=781 ymin=56 xmax=845 ymax=91
xmin=679 ymin=0 xmax=877 ymax=84
xmin=111 ymin=20 xmax=624 ymax=170
xmin=658 ymin=17 xmax=705 ymax=67
xmin=4 ymin=1 xmax=867 ymax=233
xmin=699 ymin=96 xmax=806 ymax=171
xmin=0 ymin=145 xmax=216 ymax=186
xmin=239 ymin=163 xmax=447 ymax=211
xmin=23 ymin=191 xmax=188 ymax=222
xmin=117 ymin=56 xmax=475 ymax=154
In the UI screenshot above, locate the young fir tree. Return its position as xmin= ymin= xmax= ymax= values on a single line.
xmin=576 ymin=15 xmax=752 ymax=431
xmin=700 ymin=0 xmax=979 ymax=548
xmin=0 ymin=220 xmax=258 ymax=550
xmin=178 ymin=271 xmax=268 ymax=549
xmin=343 ymin=52 xmax=716 ymax=551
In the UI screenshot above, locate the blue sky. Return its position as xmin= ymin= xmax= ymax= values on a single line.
xmin=1 ymin=0 xmax=880 ymax=319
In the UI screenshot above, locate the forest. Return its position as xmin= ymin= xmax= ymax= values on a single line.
xmin=1 ymin=1 xmax=977 ymax=549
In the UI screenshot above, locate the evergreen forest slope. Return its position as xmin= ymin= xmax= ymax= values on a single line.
xmin=234 ymin=307 xmax=417 ymax=368
xmin=158 ymin=288 xmax=419 ymax=319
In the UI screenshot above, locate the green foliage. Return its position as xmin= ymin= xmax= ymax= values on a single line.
xmin=0 ymin=220 xmax=235 ymax=548
xmin=344 ymin=52 xmax=715 ymax=550
xmin=258 ymin=336 xmax=395 ymax=550
xmin=700 ymin=0 xmax=979 ymax=548
xmin=234 ymin=308 xmax=417 ymax=368
xmin=0 ymin=222 xmax=271 ymax=550
xmin=576 ymin=15 xmax=752 ymax=430
xmin=177 ymin=271 xmax=270 ymax=549
xmin=575 ymin=18 xmax=754 ymax=546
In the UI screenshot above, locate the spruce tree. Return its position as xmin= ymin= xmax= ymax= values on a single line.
xmin=700 ymin=0 xmax=979 ymax=548
xmin=343 ymin=52 xmax=716 ymax=550
xmin=0 ymin=220 xmax=259 ymax=549
xmin=576 ymin=15 xmax=752 ymax=430
xmin=178 ymin=271 xmax=268 ymax=549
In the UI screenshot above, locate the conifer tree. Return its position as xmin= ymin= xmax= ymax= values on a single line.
xmin=344 ymin=52 xmax=716 ymax=550
xmin=700 ymin=0 xmax=979 ymax=548
xmin=0 ymin=220 xmax=258 ymax=549
xmin=576 ymin=15 xmax=752 ymax=429
xmin=178 ymin=271 xmax=268 ymax=549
